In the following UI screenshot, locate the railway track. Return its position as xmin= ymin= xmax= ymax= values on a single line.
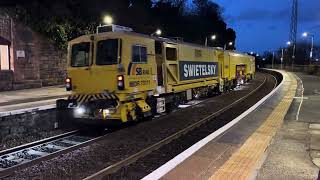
xmin=0 ymin=129 xmax=106 ymax=178
xmin=0 ymin=72 xmax=278 ymax=180
xmin=83 ymin=73 xmax=276 ymax=180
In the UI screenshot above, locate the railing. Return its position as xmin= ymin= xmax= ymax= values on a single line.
xmin=265 ymin=64 xmax=320 ymax=76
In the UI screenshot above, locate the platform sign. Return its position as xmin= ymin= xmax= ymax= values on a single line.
xmin=179 ymin=61 xmax=218 ymax=81
xmin=16 ymin=50 xmax=25 ymax=58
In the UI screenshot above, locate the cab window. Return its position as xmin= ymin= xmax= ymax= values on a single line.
xmin=166 ymin=47 xmax=177 ymax=61
xmin=132 ymin=45 xmax=147 ymax=63
xmin=71 ymin=42 xmax=90 ymax=67
xmin=96 ymin=39 xmax=119 ymax=65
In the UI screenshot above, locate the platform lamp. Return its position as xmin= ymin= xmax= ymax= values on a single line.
xmin=302 ymin=32 xmax=314 ymax=64
xmin=205 ymin=35 xmax=217 ymax=47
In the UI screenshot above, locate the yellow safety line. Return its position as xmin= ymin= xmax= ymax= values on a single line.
xmin=210 ymin=72 xmax=297 ymax=180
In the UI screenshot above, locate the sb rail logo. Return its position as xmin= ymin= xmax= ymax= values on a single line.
xmin=135 ymin=67 xmax=150 ymax=75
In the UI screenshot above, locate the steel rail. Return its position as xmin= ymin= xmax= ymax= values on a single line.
xmin=0 ymin=129 xmax=105 ymax=178
xmin=84 ymin=73 xmax=275 ymax=180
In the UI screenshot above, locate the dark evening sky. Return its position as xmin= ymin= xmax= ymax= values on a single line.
xmin=213 ymin=0 xmax=320 ymax=53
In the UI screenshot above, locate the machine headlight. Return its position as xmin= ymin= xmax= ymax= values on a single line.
xmin=75 ymin=107 xmax=86 ymax=115
xmin=102 ymin=108 xmax=116 ymax=118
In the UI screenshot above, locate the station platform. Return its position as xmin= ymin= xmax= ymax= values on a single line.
xmin=0 ymin=85 xmax=69 ymax=117
xmin=144 ymin=70 xmax=320 ymax=180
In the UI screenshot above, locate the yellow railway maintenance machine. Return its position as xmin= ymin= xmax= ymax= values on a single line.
xmin=56 ymin=25 xmax=222 ymax=125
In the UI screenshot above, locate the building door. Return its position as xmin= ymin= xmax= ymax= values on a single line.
xmin=0 ymin=44 xmax=9 ymax=70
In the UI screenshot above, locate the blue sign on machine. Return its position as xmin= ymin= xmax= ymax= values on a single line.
xmin=179 ymin=61 xmax=218 ymax=81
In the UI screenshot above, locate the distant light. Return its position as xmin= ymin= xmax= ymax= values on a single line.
xmin=228 ymin=42 xmax=233 ymax=46
xmin=286 ymin=41 xmax=291 ymax=45
xmin=250 ymin=52 xmax=254 ymax=55
xmin=316 ymin=58 xmax=319 ymax=62
xmin=263 ymin=58 xmax=266 ymax=61
xmin=256 ymin=54 xmax=259 ymax=57
xmin=211 ymin=35 xmax=217 ymax=40
xmin=302 ymin=32 xmax=308 ymax=37
xmin=103 ymin=15 xmax=113 ymax=25
xmin=156 ymin=29 xmax=162 ymax=36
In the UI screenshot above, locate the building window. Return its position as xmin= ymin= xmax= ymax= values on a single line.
xmin=166 ymin=47 xmax=177 ymax=61
xmin=132 ymin=45 xmax=147 ymax=63
xmin=0 ymin=45 xmax=9 ymax=70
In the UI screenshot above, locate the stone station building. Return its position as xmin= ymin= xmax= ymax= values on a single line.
xmin=0 ymin=10 xmax=66 ymax=91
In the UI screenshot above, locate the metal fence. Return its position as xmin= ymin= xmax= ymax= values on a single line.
xmin=265 ymin=64 xmax=320 ymax=76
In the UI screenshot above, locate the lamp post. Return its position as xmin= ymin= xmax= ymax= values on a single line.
xmin=224 ymin=41 xmax=233 ymax=50
xmin=302 ymin=32 xmax=314 ymax=63
xmin=205 ymin=35 xmax=216 ymax=47
xmin=272 ymin=51 xmax=275 ymax=69
xmin=281 ymin=48 xmax=284 ymax=69
xmin=151 ymin=29 xmax=162 ymax=36
xmin=286 ymin=41 xmax=295 ymax=71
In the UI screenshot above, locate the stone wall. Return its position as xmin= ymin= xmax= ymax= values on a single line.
xmin=0 ymin=109 xmax=57 ymax=140
xmin=0 ymin=70 xmax=13 ymax=91
xmin=0 ymin=9 xmax=67 ymax=91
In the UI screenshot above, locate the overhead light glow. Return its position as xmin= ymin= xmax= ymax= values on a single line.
xmin=302 ymin=32 xmax=308 ymax=37
xmin=211 ymin=35 xmax=217 ymax=40
xmin=103 ymin=15 xmax=113 ymax=25
xmin=156 ymin=29 xmax=162 ymax=36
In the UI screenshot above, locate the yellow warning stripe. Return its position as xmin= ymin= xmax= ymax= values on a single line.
xmin=67 ymin=93 xmax=118 ymax=104
xmin=210 ymin=72 xmax=297 ymax=180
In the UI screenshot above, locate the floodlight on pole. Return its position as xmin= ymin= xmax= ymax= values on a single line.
xmin=286 ymin=41 xmax=291 ymax=46
xmin=205 ymin=34 xmax=217 ymax=47
xmin=302 ymin=32 xmax=314 ymax=60
xmin=302 ymin=32 xmax=308 ymax=37
xmin=151 ymin=29 xmax=162 ymax=36
xmin=156 ymin=29 xmax=162 ymax=36
xmin=103 ymin=15 xmax=113 ymax=25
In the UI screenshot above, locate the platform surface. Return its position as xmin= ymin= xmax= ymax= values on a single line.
xmin=0 ymin=85 xmax=69 ymax=115
xmin=158 ymin=70 xmax=319 ymax=180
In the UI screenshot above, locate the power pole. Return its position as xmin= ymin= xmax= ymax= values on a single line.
xmin=290 ymin=0 xmax=298 ymax=70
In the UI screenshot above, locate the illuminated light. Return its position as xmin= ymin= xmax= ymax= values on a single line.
xmin=103 ymin=15 xmax=113 ymax=25
xmin=228 ymin=42 xmax=233 ymax=46
xmin=302 ymin=32 xmax=308 ymax=37
xmin=287 ymin=41 xmax=291 ymax=45
xmin=256 ymin=54 xmax=259 ymax=57
xmin=263 ymin=58 xmax=266 ymax=61
xmin=211 ymin=35 xmax=217 ymax=40
xmin=65 ymin=78 xmax=71 ymax=83
xmin=316 ymin=59 xmax=319 ymax=62
xmin=250 ymin=52 xmax=254 ymax=54
xmin=104 ymin=109 xmax=110 ymax=114
xmin=75 ymin=107 xmax=85 ymax=115
xmin=156 ymin=29 xmax=162 ymax=36
xmin=117 ymin=75 xmax=125 ymax=90
xmin=118 ymin=75 xmax=123 ymax=81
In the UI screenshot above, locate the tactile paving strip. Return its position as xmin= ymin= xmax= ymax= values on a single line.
xmin=210 ymin=72 xmax=297 ymax=180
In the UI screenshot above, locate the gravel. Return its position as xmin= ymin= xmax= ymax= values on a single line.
xmin=4 ymin=72 xmax=274 ymax=180
xmin=0 ymin=129 xmax=71 ymax=151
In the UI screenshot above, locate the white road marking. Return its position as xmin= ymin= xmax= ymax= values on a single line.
xmin=293 ymin=97 xmax=308 ymax=99
xmin=142 ymin=70 xmax=285 ymax=180
xmin=295 ymin=75 xmax=304 ymax=121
